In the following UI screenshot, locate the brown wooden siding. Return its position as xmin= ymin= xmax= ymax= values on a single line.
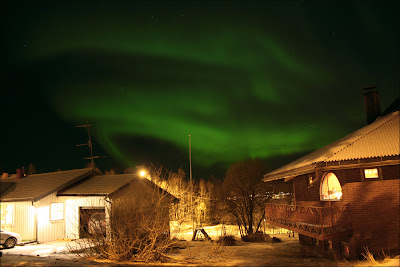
xmin=382 ymin=165 xmax=400 ymax=180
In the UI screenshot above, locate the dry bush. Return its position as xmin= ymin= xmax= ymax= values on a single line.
xmin=242 ymin=232 xmax=272 ymax=242
xmin=361 ymin=246 xmax=378 ymax=265
xmin=209 ymin=241 xmax=225 ymax=256
xmin=69 ymin=179 xmax=178 ymax=263
xmin=216 ymin=234 xmax=236 ymax=246
xmin=208 ymin=240 xmax=236 ymax=262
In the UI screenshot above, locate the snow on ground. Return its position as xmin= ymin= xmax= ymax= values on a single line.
xmin=1 ymin=224 xmax=398 ymax=266
xmin=170 ymin=222 xmax=289 ymax=241
xmin=165 ymin=234 xmax=346 ymax=267
xmin=0 ymin=234 xmax=344 ymax=266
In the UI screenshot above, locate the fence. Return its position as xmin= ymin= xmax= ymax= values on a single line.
xmin=264 ymin=203 xmax=351 ymax=236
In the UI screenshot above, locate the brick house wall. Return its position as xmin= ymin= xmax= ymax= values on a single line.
xmin=299 ymin=234 xmax=341 ymax=258
xmin=342 ymin=179 xmax=400 ymax=259
xmin=294 ymin=164 xmax=400 ymax=259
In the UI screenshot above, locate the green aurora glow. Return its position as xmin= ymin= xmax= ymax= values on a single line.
xmin=2 ymin=1 xmax=399 ymax=174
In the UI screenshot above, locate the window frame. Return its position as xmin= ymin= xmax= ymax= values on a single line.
xmin=362 ymin=167 xmax=382 ymax=181
xmin=0 ymin=203 xmax=15 ymax=226
xmin=50 ymin=202 xmax=64 ymax=221
xmin=320 ymin=172 xmax=343 ymax=201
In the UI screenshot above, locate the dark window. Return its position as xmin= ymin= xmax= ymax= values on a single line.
xmin=340 ymin=241 xmax=350 ymax=256
xmin=325 ymin=240 xmax=333 ymax=250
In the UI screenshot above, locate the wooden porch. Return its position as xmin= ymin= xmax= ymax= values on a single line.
xmin=264 ymin=203 xmax=353 ymax=240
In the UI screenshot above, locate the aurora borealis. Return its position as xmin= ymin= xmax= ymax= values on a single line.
xmin=1 ymin=1 xmax=399 ymax=177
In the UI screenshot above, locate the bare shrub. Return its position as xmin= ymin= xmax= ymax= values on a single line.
xmin=208 ymin=240 xmax=236 ymax=262
xmin=209 ymin=241 xmax=225 ymax=256
xmin=361 ymin=246 xmax=378 ymax=265
xmin=242 ymin=232 xmax=272 ymax=242
xmin=217 ymin=235 xmax=236 ymax=246
xmin=69 ymin=178 xmax=178 ymax=263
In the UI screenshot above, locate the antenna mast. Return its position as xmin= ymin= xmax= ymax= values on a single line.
xmin=76 ymin=121 xmax=105 ymax=174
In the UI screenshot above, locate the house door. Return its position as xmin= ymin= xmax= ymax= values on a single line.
xmin=79 ymin=207 xmax=105 ymax=238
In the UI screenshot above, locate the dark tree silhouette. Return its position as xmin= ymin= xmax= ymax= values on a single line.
xmin=222 ymin=159 xmax=268 ymax=236
xmin=27 ymin=163 xmax=37 ymax=175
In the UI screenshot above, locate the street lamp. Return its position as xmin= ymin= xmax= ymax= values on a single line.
xmin=138 ymin=168 xmax=152 ymax=181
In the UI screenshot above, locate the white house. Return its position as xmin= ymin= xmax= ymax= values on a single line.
xmin=57 ymin=174 xmax=141 ymax=240
xmin=1 ymin=169 xmax=175 ymax=243
xmin=0 ymin=168 xmax=92 ymax=243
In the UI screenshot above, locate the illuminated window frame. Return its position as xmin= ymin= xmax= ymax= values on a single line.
xmin=0 ymin=203 xmax=14 ymax=226
xmin=364 ymin=168 xmax=379 ymax=179
xmin=320 ymin=172 xmax=343 ymax=201
xmin=50 ymin=203 xmax=64 ymax=221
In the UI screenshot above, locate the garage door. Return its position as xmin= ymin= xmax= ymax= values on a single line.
xmin=79 ymin=207 xmax=105 ymax=238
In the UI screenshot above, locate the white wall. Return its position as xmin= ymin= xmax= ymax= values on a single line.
xmin=0 ymin=201 xmax=35 ymax=241
xmin=1 ymin=195 xmax=112 ymax=243
xmin=34 ymin=193 xmax=66 ymax=243
xmin=64 ymin=196 xmax=108 ymax=239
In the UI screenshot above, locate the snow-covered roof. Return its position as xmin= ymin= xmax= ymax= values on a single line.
xmin=57 ymin=174 xmax=136 ymax=196
xmin=264 ymin=111 xmax=400 ymax=182
xmin=0 ymin=168 xmax=92 ymax=202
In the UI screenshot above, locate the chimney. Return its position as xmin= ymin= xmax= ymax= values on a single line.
xmin=16 ymin=168 xmax=26 ymax=179
xmin=17 ymin=168 xmax=22 ymax=179
xmin=363 ymin=86 xmax=381 ymax=124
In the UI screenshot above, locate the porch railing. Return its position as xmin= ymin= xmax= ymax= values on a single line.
xmin=264 ymin=203 xmax=351 ymax=237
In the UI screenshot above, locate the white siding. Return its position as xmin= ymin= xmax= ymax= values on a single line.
xmin=34 ymin=194 xmax=66 ymax=243
xmin=0 ymin=202 xmax=35 ymax=241
xmin=1 ymin=195 xmax=111 ymax=243
xmin=64 ymin=196 xmax=107 ymax=239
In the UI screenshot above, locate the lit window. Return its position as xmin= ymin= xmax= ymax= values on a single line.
xmin=0 ymin=203 xmax=14 ymax=225
xmin=50 ymin=203 xmax=64 ymax=221
xmin=364 ymin=168 xmax=379 ymax=179
xmin=320 ymin=172 xmax=342 ymax=201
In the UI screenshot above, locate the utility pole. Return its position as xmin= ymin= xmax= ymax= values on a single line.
xmin=76 ymin=121 xmax=105 ymax=174
xmin=189 ymin=134 xmax=194 ymax=237
xmin=188 ymin=135 xmax=210 ymax=241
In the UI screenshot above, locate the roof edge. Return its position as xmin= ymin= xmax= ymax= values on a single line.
xmin=264 ymin=157 xmax=400 ymax=183
xmin=325 ymin=111 xmax=400 ymax=161
xmin=57 ymin=193 xmax=108 ymax=197
xmin=263 ymin=163 xmax=316 ymax=182
xmin=32 ymin=169 xmax=93 ymax=202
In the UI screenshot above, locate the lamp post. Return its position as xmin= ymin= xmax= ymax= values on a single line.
xmin=189 ymin=134 xmax=194 ymax=237
xmin=138 ymin=168 xmax=151 ymax=181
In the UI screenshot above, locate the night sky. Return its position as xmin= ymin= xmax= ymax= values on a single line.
xmin=1 ymin=1 xmax=399 ymax=179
